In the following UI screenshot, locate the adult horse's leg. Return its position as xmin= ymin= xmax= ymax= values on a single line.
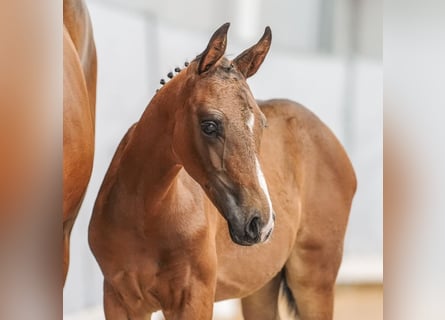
xmin=62 ymin=218 xmax=75 ymax=285
xmin=240 ymin=272 xmax=282 ymax=320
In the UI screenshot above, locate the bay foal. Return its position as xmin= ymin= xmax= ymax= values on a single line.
xmin=89 ymin=23 xmax=356 ymax=320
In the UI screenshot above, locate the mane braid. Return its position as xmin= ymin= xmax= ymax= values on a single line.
xmin=156 ymin=61 xmax=190 ymax=93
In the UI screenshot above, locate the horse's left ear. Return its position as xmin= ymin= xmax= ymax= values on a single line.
xmin=233 ymin=26 xmax=272 ymax=78
xmin=198 ymin=23 xmax=230 ymax=74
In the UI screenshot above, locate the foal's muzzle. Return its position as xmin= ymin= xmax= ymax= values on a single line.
xmin=228 ymin=211 xmax=275 ymax=246
xmin=205 ymin=175 xmax=275 ymax=246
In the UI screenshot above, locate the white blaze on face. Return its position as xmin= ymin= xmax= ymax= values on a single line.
xmin=247 ymin=112 xmax=255 ymax=133
xmin=255 ymin=157 xmax=274 ymax=241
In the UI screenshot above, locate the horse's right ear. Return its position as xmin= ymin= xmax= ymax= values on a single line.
xmin=233 ymin=26 xmax=272 ymax=79
xmin=197 ymin=23 xmax=230 ymax=74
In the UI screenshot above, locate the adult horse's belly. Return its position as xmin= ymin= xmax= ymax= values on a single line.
xmin=214 ymin=106 xmax=302 ymax=300
xmin=63 ymin=28 xmax=94 ymax=224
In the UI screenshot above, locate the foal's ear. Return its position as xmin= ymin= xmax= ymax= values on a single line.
xmin=233 ymin=26 xmax=272 ymax=78
xmin=198 ymin=22 xmax=230 ymax=74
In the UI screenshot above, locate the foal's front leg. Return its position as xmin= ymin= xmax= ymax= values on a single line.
xmin=161 ymin=268 xmax=217 ymax=320
xmin=162 ymin=283 xmax=215 ymax=320
xmin=161 ymin=247 xmax=217 ymax=320
xmin=104 ymin=281 xmax=131 ymax=320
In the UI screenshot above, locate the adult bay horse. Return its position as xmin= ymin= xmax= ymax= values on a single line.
xmin=63 ymin=0 xmax=97 ymax=284
xmin=89 ymin=23 xmax=356 ymax=320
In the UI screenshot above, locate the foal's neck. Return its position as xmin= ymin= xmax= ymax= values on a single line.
xmin=121 ymin=80 xmax=184 ymax=212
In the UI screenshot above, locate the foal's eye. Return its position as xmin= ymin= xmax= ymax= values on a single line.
xmin=200 ymin=120 xmax=219 ymax=137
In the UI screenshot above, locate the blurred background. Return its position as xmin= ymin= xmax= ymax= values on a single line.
xmin=63 ymin=0 xmax=382 ymax=319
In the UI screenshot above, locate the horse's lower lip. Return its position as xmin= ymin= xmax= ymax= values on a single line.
xmin=228 ymin=226 xmax=260 ymax=246
xmin=231 ymin=236 xmax=257 ymax=246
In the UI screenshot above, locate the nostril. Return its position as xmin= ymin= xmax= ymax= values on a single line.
xmin=246 ymin=215 xmax=261 ymax=240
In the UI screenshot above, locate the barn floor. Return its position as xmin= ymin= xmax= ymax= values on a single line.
xmin=333 ymin=284 xmax=383 ymax=320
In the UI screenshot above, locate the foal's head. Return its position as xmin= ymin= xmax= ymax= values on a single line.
xmin=169 ymin=23 xmax=274 ymax=246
